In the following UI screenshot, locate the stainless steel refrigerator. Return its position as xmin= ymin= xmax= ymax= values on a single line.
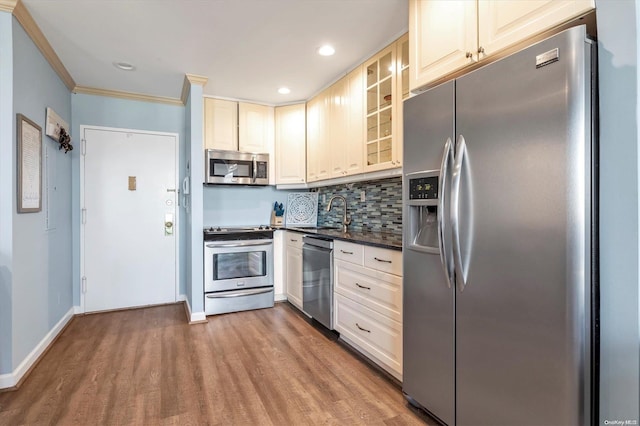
xmin=402 ymin=26 xmax=597 ymax=426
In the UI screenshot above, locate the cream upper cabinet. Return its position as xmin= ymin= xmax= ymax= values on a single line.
xmin=409 ymin=0 xmax=595 ymax=92
xmin=331 ymin=69 xmax=364 ymax=178
xmin=306 ymin=95 xmax=322 ymax=182
xmin=345 ymin=66 xmax=364 ymax=175
xmin=329 ymin=77 xmax=348 ymax=178
xmin=239 ymin=102 xmax=275 ymax=184
xmin=314 ymin=90 xmax=331 ymax=181
xmin=477 ymin=0 xmax=595 ymax=58
xmin=238 ymin=102 xmax=274 ymax=153
xmin=409 ymin=0 xmax=477 ymax=93
xmin=275 ymin=103 xmax=306 ymax=185
xmin=307 ymin=88 xmax=331 ymax=182
xmin=204 ymin=98 xmax=238 ymax=151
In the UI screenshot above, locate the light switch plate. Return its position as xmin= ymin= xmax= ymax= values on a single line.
xmin=360 ymin=191 xmax=366 ymax=202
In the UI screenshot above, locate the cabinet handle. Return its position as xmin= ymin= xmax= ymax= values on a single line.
xmin=391 ymin=160 xmax=396 ymax=165
xmin=477 ymin=46 xmax=485 ymax=54
xmin=356 ymin=323 xmax=371 ymax=333
xmin=340 ymin=250 xmax=354 ymax=255
xmin=374 ymin=257 xmax=392 ymax=263
xmin=465 ymin=51 xmax=473 ymax=58
xmin=290 ymin=239 xmax=298 ymax=242
xmin=355 ymin=283 xmax=371 ymax=290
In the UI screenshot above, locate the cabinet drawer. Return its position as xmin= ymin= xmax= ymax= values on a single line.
xmin=334 ymin=260 xmax=402 ymax=322
xmin=364 ymin=246 xmax=402 ymax=276
xmin=286 ymin=232 xmax=304 ymax=249
xmin=335 ymin=294 xmax=402 ymax=378
xmin=334 ymin=240 xmax=364 ymax=265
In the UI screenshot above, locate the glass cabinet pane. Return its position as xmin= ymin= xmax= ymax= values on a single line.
xmin=380 ymin=108 xmax=392 ymax=138
xmin=366 ymin=63 xmax=377 ymax=88
xmin=367 ymin=86 xmax=377 ymax=114
xmin=367 ymin=142 xmax=378 ymax=166
xmin=380 ymin=78 xmax=392 ymax=109
xmin=380 ymin=52 xmax=392 ymax=80
xmin=380 ymin=138 xmax=392 ymax=163
xmin=401 ymin=40 xmax=409 ymax=69
xmin=367 ymin=115 xmax=378 ymax=142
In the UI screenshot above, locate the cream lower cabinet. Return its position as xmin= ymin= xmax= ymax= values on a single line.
xmin=409 ymin=0 xmax=595 ymax=91
xmin=334 ymin=240 xmax=403 ymax=380
xmin=285 ymin=232 xmax=304 ymax=310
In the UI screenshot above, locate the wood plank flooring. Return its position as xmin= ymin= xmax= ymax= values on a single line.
xmin=0 ymin=302 xmax=435 ymax=425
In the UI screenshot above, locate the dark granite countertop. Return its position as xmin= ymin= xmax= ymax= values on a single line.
xmin=283 ymin=227 xmax=403 ymax=251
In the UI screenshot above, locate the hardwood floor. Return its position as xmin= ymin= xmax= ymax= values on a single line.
xmin=0 ymin=303 xmax=435 ymax=425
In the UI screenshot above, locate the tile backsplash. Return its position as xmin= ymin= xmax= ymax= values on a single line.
xmin=315 ymin=177 xmax=402 ymax=234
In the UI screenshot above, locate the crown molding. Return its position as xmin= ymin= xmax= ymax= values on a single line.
xmin=181 ymin=74 xmax=208 ymax=104
xmin=12 ymin=1 xmax=75 ymax=91
xmin=0 ymin=0 xmax=17 ymax=13
xmin=73 ymin=86 xmax=184 ymax=106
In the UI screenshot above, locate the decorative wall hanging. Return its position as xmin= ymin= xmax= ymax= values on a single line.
xmin=17 ymin=113 xmax=42 ymax=213
xmin=285 ymin=192 xmax=318 ymax=227
xmin=45 ymin=107 xmax=72 ymax=153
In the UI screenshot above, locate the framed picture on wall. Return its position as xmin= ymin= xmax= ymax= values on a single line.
xmin=16 ymin=113 xmax=42 ymax=213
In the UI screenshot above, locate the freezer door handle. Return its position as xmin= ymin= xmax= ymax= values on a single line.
xmin=438 ymin=138 xmax=455 ymax=289
xmin=452 ymin=135 xmax=468 ymax=291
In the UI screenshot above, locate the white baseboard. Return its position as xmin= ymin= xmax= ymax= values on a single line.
xmin=183 ymin=297 xmax=206 ymax=323
xmin=177 ymin=294 xmax=186 ymax=302
xmin=73 ymin=305 xmax=83 ymax=314
xmin=275 ymin=293 xmax=287 ymax=302
xmin=0 ymin=306 xmax=75 ymax=389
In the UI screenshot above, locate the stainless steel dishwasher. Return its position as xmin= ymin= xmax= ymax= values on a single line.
xmin=302 ymin=235 xmax=334 ymax=330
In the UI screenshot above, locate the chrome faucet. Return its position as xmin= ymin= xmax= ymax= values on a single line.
xmin=326 ymin=195 xmax=351 ymax=233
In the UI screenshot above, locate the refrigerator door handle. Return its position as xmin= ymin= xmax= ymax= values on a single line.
xmin=452 ymin=134 xmax=468 ymax=291
xmin=438 ymin=138 xmax=455 ymax=288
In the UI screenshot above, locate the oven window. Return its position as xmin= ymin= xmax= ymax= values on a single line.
xmin=212 ymin=251 xmax=266 ymax=280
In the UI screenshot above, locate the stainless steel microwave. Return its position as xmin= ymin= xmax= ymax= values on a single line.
xmin=205 ymin=149 xmax=269 ymax=185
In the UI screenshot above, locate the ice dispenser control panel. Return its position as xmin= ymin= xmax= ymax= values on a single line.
xmin=409 ymin=176 xmax=438 ymax=201
xmin=405 ymin=170 xmax=439 ymax=253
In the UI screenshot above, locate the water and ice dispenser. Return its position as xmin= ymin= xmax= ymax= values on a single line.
xmin=405 ymin=171 xmax=440 ymax=253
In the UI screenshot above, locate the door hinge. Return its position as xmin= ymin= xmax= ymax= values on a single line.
xmin=81 ymin=139 xmax=87 ymax=156
xmin=81 ymin=208 xmax=87 ymax=224
xmin=82 ymin=276 xmax=87 ymax=294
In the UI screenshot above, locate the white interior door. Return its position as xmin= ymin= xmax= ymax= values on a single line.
xmin=82 ymin=127 xmax=178 ymax=312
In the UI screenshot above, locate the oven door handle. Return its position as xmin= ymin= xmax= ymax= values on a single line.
xmin=206 ymin=288 xmax=273 ymax=298
xmin=206 ymin=241 xmax=273 ymax=248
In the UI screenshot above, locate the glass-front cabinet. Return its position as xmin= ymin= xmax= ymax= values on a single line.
xmin=365 ymin=45 xmax=395 ymax=170
xmin=364 ymin=34 xmax=408 ymax=172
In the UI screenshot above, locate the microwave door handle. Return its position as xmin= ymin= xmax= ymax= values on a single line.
xmin=206 ymin=241 xmax=273 ymax=248
xmin=252 ymin=155 xmax=257 ymax=184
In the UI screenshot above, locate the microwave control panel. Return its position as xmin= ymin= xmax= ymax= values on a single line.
xmin=256 ymin=162 xmax=268 ymax=178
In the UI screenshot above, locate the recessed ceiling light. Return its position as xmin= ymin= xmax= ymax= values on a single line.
xmin=278 ymin=87 xmax=291 ymax=95
xmin=113 ymin=62 xmax=136 ymax=71
xmin=318 ymin=45 xmax=335 ymax=56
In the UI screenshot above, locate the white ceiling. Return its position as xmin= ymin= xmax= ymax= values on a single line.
xmin=22 ymin=0 xmax=409 ymax=105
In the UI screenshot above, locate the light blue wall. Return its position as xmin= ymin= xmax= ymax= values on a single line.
xmin=70 ymin=94 xmax=187 ymax=302
xmin=184 ymin=94 xmax=192 ymax=307
xmin=11 ymin=17 xmax=72 ymax=369
xmin=596 ymin=0 xmax=640 ymax=423
xmin=187 ymin=85 xmax=204 ymax=314
xmin=0 ymin=11 xmax=14 ymax=375
xmin=203 ymin=186 xmax=295 ymax=226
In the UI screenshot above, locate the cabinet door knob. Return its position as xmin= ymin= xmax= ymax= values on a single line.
xmin=478 ymin=46 xmax=485 ymax=54
xmin=465 ymin=51 xmax=473 ymax=59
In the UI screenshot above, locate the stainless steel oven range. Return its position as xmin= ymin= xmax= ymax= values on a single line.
xmin=203 ymin=226 xmax=274 ymax=315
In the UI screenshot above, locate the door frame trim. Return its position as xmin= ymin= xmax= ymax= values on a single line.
xmin=79 ymin=125 xmax=181 ymax=313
